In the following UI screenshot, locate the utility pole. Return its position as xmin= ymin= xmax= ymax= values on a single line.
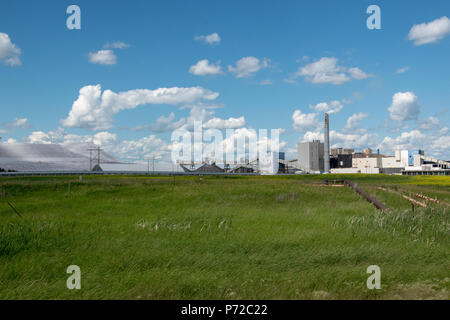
xmin=146 ymin=157 xmax=157 ymax=175
xmin=88 ymin=146 xmax=103 ymax=170
xmin=89 ymin=149 xmax=92 ymax=170
xmin=97 ymin=146 xmax=101 ymax=166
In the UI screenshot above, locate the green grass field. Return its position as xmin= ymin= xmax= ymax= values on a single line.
xmin=0 ymin=174 xmax=449 ymax=299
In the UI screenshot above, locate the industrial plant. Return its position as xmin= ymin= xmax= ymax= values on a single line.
xmin=1 ymin=113 xmax=449 ymax=176
xmin=179 ymin=113 xmax=450 ymax=176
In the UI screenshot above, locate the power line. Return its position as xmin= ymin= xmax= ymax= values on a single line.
xmin=88 ymin=146 xmax=103 ymax=170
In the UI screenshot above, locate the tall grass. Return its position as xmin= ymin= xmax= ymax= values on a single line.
xmin=0 ymin=175 xmax=448 ymax=299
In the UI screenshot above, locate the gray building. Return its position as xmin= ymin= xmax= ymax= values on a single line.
xmin=297 ymin=140 xmax=324 ymax=172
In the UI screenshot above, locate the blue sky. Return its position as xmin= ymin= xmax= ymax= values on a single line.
xmin=1 ymin=0 xmax=450 ymax=162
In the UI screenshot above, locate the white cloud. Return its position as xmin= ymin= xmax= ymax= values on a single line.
xmin=408 ymin=16 xmax=450 ymax=45
xmin=302 ymin=131 xmax=323 ymax=142
xmin=189 ymin=59 xmax=222 ymax=76
xmin=331 ymin=130 xmax=378 ymax=149
xmin=104 ymin=41 xmax=130 ymax=49
xmin=291 ymin=57 xmax=371 ymax=85
xmin=179 ymin=105 xmax=246 ymax=131
xmin=228 ymin=56 xmax=269 ymax=78
xmin=297 ymin=57 xmax=349 ymax=85
xmin=194 ymin=33 xmax=221 ymax=45
xmin=60 ymin=85 xmax=219 ymax=131
xmin=0 ymin=33 xmax=21 ymax=66
xmin=88 ymin=50 xmax=117 ymax=65
xmin=309 ymin=100 xmax=343 ymax=114
xmin=112 ymin=135 xmax=169 ymax=160
xmin=12 ymin=118 xmax=28 ymax=127
xmin=149 ymin=113 xmax=186 ymax=133
xmin=204 ymin=116 xmax=245 ymax=129
xmin=388 ymin=91 xmax=420 ymax=121
xmin=28 ymin=128 xmax=66 ymax=144
xmin=418 ymin=116 xmax=440 ymax=130
xmin=345 ymin=112 xmax=369 ymax=129
xmin=292 ymin=110 xmax=320 ymax=132
xmin=4 ymin=117 xmax=29 ymax=129
xmin=348 ymin=67 xmax=370 ymax=80
xmin=26 ymin=128 xmax=170 ymax=161
xmin=377 ymin=130 xmax=427 ymax=154
xmin=300 ymin=129 xmax=377 ymax=150
xmin=28 ymin=131 xmax=51 ymax=144
xmin=395 ymin=66 xmax=411 ymax=74
xmin=92 ymin=131 xmax=117 ymax=146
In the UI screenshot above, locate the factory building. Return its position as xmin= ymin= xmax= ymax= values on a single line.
xmin=330 ymin=154 xmax=353 ymax=169
xmin=331 ymin=148 xmax=354 ymax=156
xmin=297 ymin=140 xmax=324 ymax=173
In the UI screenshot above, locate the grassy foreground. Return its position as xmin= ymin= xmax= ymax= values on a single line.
xmin=0 ymin=174 xmax=449 ymax=299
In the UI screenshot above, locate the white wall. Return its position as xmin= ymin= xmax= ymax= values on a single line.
xmin=381 ymin=157 xmax=404 ymax=168
xmin=352 ymin=157 xmax=381 ymax=169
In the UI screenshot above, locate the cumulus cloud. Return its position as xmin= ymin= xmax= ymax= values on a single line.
xmin=377 ymin=130 xmax=427 ymax=153
xmin=194 ymin=33 xmax=221 ymax=45
xmin=309 ymin=100 xmax=344 ymax=114
xmin=12 ymin=118 xmax=28 ymax=128
xmin=88 ymin=50 xmax=117 ymax=65
xmin=3 ymin=117 xmax=30 ymax=129
xmin=92 ymin=131 xmax=117 ymax=146
xmin=179 ymin=105 xmax=246 ymax=131
xmin=290 ymin=57 xmax=371 ymax=85
xmin=345 ymin=112 xmax=369 ymax=129
xmin=204 ymin=116 xmax=245 ymax=130
xmin=228 ymin=56 xmax=270 ymax=78
xmin=331 ymin=130 xmax=378 ymax=149
xmin=28 ymin=128 xmax=68 ymax=144
xmin=348 ymin=67 xmax=370 ymax=80
xmin=60 ymin=85 xmax=219 ymax=131
xmin=103 ymin=41 xmax=130 ymax=49
xmin=300 ymin=127 xmax=377 ymax=150
xmin=189 ymin=59 xmax=222 ymax=76
xmin=302 ymin=131 xmax=323 ymax=142
xmin=26 ymin=128 xmax=170 ymax=161
xmin=28 ymin=131 xmax=52 ymax=144
xmin=408 ymin=16 xmax=450 ymax=45
xmin=0 ymin=33 xmax=21 ymax=66
xmin=292 ymin=110 xmax=320 ymax=132
xmin=149 ymin=113 xmax=186 ymax=133
xmin=111 ymin=135 xmax=169 ymax=160
xmin=418 ymin=116 xmax=440 ymax=130
xmin=388 ymin=91 xmax=420 ymax=121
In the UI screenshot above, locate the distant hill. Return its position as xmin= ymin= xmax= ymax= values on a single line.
xmin=0 ymin=142 xmax=121 ymax=171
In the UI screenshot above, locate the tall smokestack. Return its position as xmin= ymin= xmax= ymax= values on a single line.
xmin=324 ymin=113 xmax=330 ymax=172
